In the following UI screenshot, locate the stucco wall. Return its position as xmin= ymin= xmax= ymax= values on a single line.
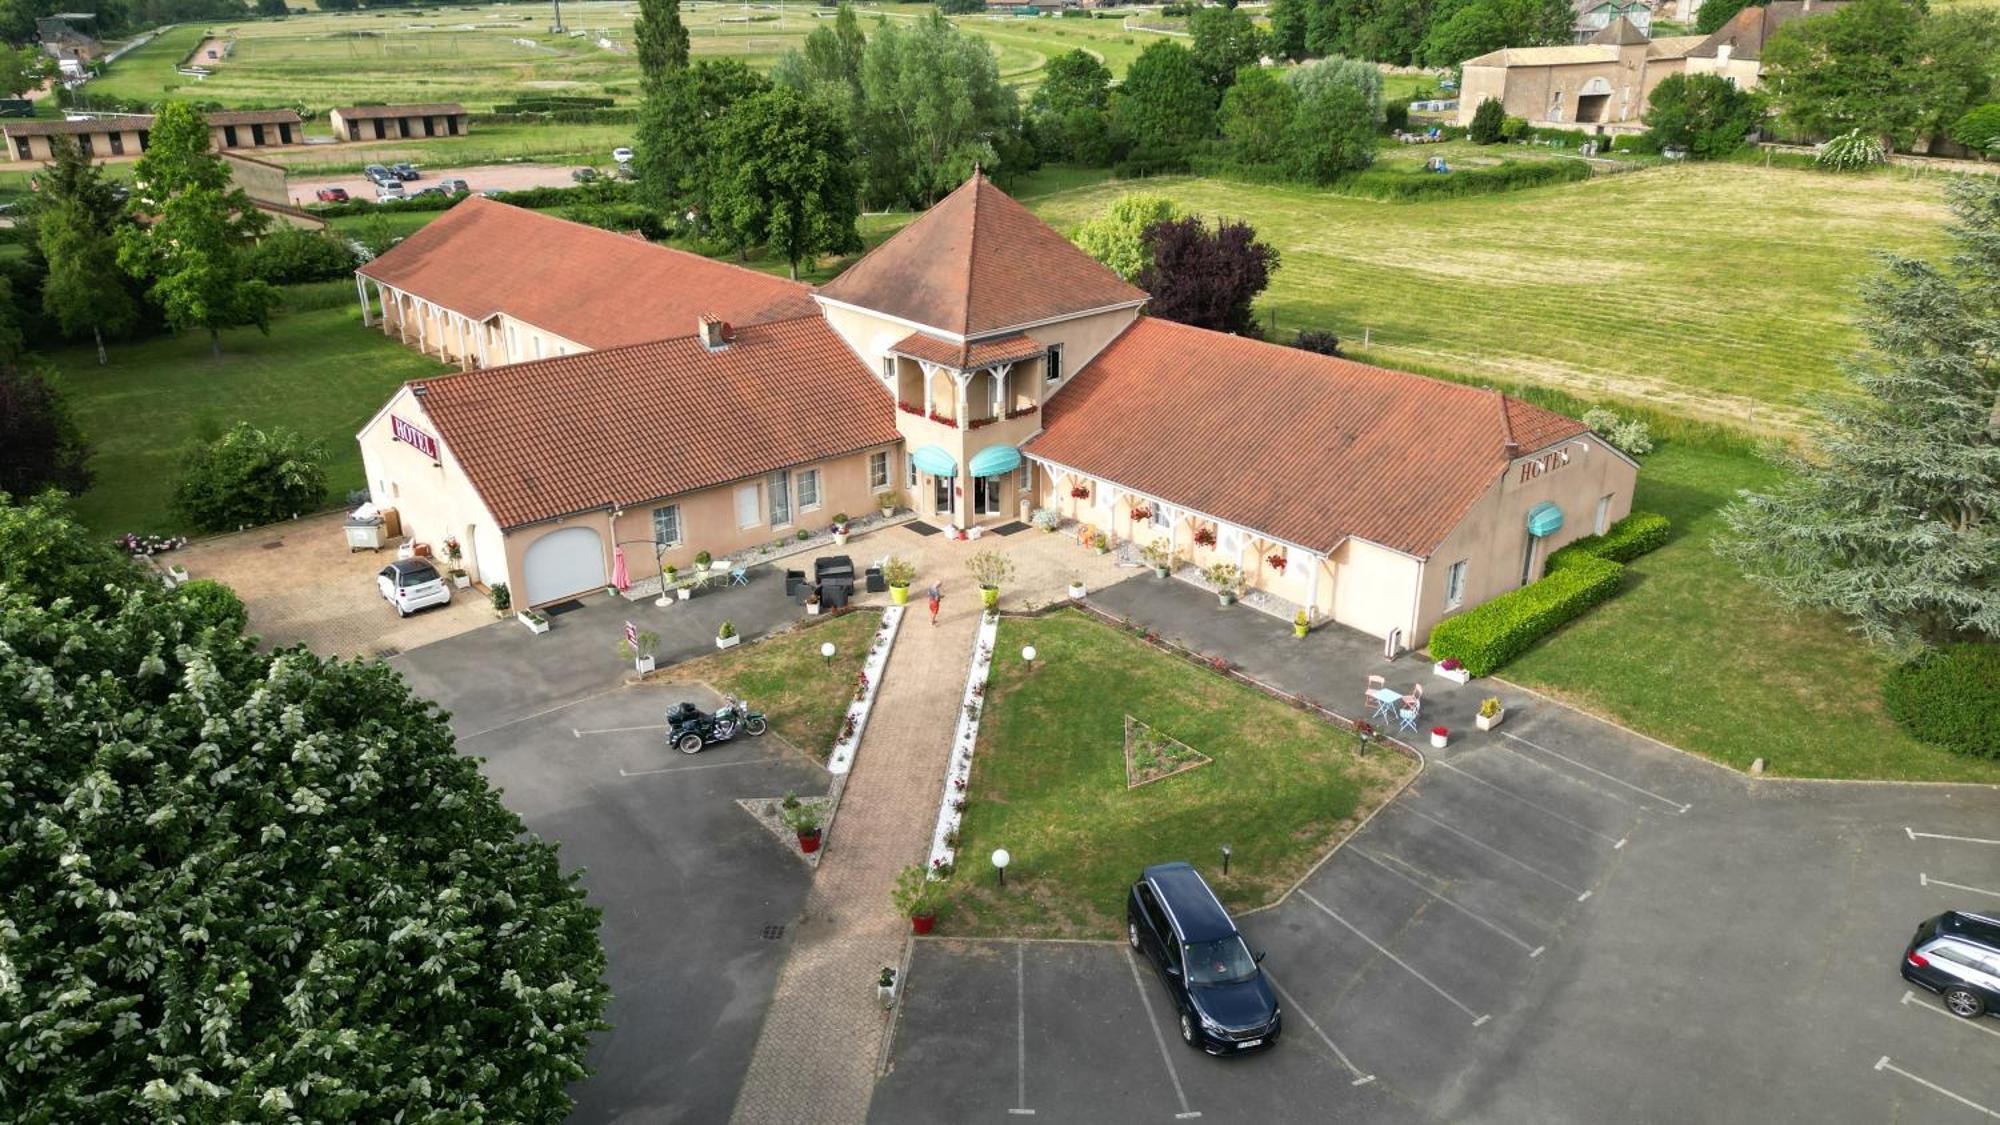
xmin=1457 ymin=50 xmax=1686 ymax=129
xmin=356 ymin=389 xmax=511 ymax=589
xmin=368 ymin=281 xmax=587 ymax=370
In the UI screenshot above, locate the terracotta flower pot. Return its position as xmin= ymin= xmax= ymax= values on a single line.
xmin=797 ymin=829 xmax=822 ymax=854
xmin=911 ymin=913 xmax=936 ymax=935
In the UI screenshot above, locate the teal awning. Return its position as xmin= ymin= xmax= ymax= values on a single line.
xmin=968 ymin=444 xmax=1022 ymax=479
xmin=1527 ymin=501 xmax=1564 ymax=538
xmin=911 ymin=445 xmax=957 ymax=477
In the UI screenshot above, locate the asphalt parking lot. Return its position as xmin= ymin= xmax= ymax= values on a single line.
xmin=873 ymin=583 xmax=2000 ymax=1123
xmin=393 ymin=583 xmax=825 ymax=1123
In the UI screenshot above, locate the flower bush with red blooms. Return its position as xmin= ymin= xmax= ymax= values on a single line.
xmin=1070 ymin=485 xmax=1091 ymax=499
xmin=1266 ymin=552 xmax=1287 ymax=572
xmin=1440 ymin=657 xmax=1463 ymax=671
xmin=1432 ymin=726 xmax=1448 ymax=737
xmin=1129 ymin=505 xmax=1152 ymax=521
xmin=1193 ymin=527 xmax=1217 ymax=548
xmin=1354 ymin=721 xmax=1375 ymax=738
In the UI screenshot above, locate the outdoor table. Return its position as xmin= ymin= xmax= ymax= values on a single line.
xmin=1369 ymin=687 xmax=1404 ymax=721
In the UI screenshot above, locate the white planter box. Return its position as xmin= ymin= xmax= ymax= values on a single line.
xmin=878 ymin=983 xmax=898 ymax=1009
xmin=715 ymin=634 xmax=740 ymax=650
xmin=1434 ymin=661 xmax=1471 ymax=685
xmin=968 ymin=526 xmax=984 ymax=540
xmin=452 ymin=573 xmax=471 ymax=589
xmin=806 ymin=603 xmax=822 ymax=616
xmin=834 ymin=532 xmax=850 ymax=546
xmin=880 ymin=507 xmax=895 ymax=519
xmin=633 ymin=655 xmax=656 ymax=675
xmin=1430 ymin=730 xmax=1449 ymax=749
xmin=1067 ymin=583 xmax=1086 ymax=599
xmin=1476 ymin=709 xmax=1505 ymax=731
xmin=167 ymin=564 xmax=189 ymax=586
xmin=677 ymin=587 xmax=692 ymax=601
xmin=517 ymin=612 xmax=549 ymax=635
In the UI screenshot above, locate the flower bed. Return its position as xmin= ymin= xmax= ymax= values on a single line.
xmin=1123 ymin=716 xmax=1211 ymax=788
xmin=926 ymin=610 xmax=998 ymax=874
xmin=827 ymin=605 xmax=905 ymax=775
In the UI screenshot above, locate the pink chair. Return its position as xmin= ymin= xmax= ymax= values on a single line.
xmin=1366 ymin=674 xmax=1385 ymax=707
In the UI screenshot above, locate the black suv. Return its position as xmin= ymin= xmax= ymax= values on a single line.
xmin=1127 ymin=862 xmax=1281 ymax=1054
xmin=1903 ymin=910 xmax=2000 ymax=1020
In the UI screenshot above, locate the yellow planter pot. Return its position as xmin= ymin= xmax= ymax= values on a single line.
xmin=981 ymin=586 xmax=1000 ymax=609
xmin=891 ymin=585 xmax=910 ymax=606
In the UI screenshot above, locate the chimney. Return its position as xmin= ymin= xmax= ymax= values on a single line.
xmin=698 ymin=314 xmax=731 ymax=350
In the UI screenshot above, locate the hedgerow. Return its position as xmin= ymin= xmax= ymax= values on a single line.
xmin=1426 ymin=555 xmax=1624 ymax=677
xmin=1546 ymin=510 xmax=1672 ymax=572
xmin=1885 ymin=645 xmax=2000 ymax=758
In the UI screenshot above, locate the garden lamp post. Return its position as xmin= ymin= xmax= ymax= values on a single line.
xmin=1021 ymin=645 xmax=1036 ymax=664
xmin=992 ymin=848 xmax=1011 ymax=887
xmin=1221 ymin=843 xmax=1232 ymax=877
xmin=821 ymin=641 xmax=836 ymax=667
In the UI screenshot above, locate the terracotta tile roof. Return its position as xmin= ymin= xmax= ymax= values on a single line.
xmin=358 ymin=196 xmax=818 ymax=349
xmin=1685 ymin=0 xmax=1846 ymax=59
xmin=1024 ymin=318 xmax=1589 ymax=558
xmin=411 ymin=316 xmax=900 ymax=529
xmin=817 ymin=172 xmax=1147 ymax=336
xmin=890 ymin=330 xmax=1044 ymax=370
xmin=331 ymin=103 xmax=467 ymax=120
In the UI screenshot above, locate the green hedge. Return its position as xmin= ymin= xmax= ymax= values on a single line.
xmin=308 ymin=181 xmax=634 ymax=219
xmin=1336 ymin=158 xmax=1591 ymax=202
xmin=1546 ymin=510 xmax=1671 ymax=572
xmin=1427 ymin=556 xmax=1624 ymax=677
xmin=471 ymin=108 xmax=637 ymax=126
xmin=491 ymin=95 xmax=613 ymax=113
xmin=1885 ymin=645 xmax=2000 ymax=759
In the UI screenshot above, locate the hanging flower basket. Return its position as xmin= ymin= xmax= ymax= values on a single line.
xmin=1266 ymin=553 xmax=1288 ymax=573
xmin=1070 ymin=485 xmax=1091 ymax=500
xmin=1193 ymin=527 xmax=1217 ymax=548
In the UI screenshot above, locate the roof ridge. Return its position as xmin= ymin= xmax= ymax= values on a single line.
xmin=958 ymin=174 xmax=984 ymax=337
xmin=1495 ymin=388 xmax=1518 ymax=453
xmin=401 ymin=313 xmax=829 ymax=391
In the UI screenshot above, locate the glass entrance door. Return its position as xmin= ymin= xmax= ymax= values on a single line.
xmin=932 ymin=474 xmax=954 ymax=516
xmin=974 ymin=476 xmax=1002 ymax=516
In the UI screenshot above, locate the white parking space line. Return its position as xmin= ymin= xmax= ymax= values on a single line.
xmin=1350 ymin=849 xmax=1544 ymax=956
xmin=617 ymin=758 xmax=778 ymax=778
xmin=574 ymin=723 xmax=668 ymax=738
xmin=1902 ymin=990 xmax=2000 ymax=1040
xmin=1299 ymin=890 xmax=1491 ymax=1027
xmin=1264 ymin=974 xmax=1374 ymax=1086
xmin=1430 ymin=758 xmax=1629 ymax=848
xmin=1501 ymin=732 xmax=1691 ymax=814
xmin=1012 ymin=944 xmax=1034 ymax=1117
xmin=1921 ymin=873 xmax=2000 ymax=901
xmin=1394 ymin=804 xmax=1593 ymax=901
xmin=1124 ymin=948 xmax=1200 ymax=1120
xmin=1908 ymin=827 xmax=2000 ymax=847
xmin=1875 ymin=1056 xmax=2000 ymax=1119
xmin=1486 ymin=742 xmax=1638 ymax=808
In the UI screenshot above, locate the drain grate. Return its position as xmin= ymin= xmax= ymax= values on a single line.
xmin=761 ymin=924 xmax=785 ymax=940
xmin=260 ymin=540 xmax=285 ymax=550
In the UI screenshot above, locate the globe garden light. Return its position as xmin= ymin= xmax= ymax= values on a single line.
xmin=1021 ymin=645 xmax=1037 ymax=664
xmin=992 ymin=848 xmax=1011 ymax=887
xmin=821 ymin=641 xmax=836 ymax=666
xmin=1221 ymin=843 xmax=1232 ymax=876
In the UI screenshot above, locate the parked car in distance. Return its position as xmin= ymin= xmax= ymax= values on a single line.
xmin=571 ymin=166 xmax=599 ymax=183
xmin=364 ymin=163 xmax=395 ymax=186
xmin=377 ymin=559 xmax=452 ymax=617
xmin=1903 ymin=910 xmax=2000 ymax=1020
xmin=1127 ymin=862 xmax=1281 ymax=1055
xmin=408 ymin=185 xmax=447 ymax=199
xmin=315 ymin=186 xmax=349 ymax=203
xmin=438 ymin=177 xmax=470 ymax=194
xmin=612 ymin=146 xmax=633 ymax=163
xmin=375 ymin=180 xmax=405 ymax=202
xmin=390 ymin=162 xmax=419 ymax=181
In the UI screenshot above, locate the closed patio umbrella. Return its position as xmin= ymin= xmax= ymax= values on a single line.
xmin=612 ymin=545 xmax=630 ymax=591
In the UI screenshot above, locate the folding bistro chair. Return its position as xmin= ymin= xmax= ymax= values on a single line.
xmin=1365 ymin=674 xmax=1386 ymax=709
xmin=1397 ymin=705 xmax=1420 ymax=733
xmin=728 ymin=565 xmax=748 ymax=586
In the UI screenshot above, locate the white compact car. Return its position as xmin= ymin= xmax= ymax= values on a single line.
xmin=612 ymin=146 xmax=634 ymax=164
xmin=377 ymin=559 xmax=452 ymax=617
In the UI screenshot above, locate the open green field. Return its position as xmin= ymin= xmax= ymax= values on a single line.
xmin=57 ymin=283 xmax=447 ymax=535
xmin=943 ymin=610 xmax=1413 ymax=938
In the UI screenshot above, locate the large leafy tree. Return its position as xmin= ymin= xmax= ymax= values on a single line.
xmin=1912 ymin=7 xmax=2000 ymax=154
xmin=1720 ymin=178 xmax=2000 ymax=648
xmin=711 ymin=87 xmax=861 ymax=278
xmin=1221 ymin=66 xmax=1300 ymax=165
xmin=0 ymin=365 xmax=89 ymax=498
xmin=773 ymin=2 xmax=868 ymax=135
xmin=1070 ymin=191 xmax=1186 ymax=281
xmin=633 ymin=0 xmax=690 ymax=89
xmin=1642 ymin=73 xmax=1765 ymax=159
xmin=1418 ymin=0 xmax=1570 ymax=67
xmin=37 ymin=136 xmax=137 ymax=365
xmin=1112 ymin=40 xmax=1216 ymax=158
xmin=0 ymin=492 xmax=610 ymax=1120
xmin=1283 ymin=58 xmax=1379 ymax=179
xmin=1188 ymin=6 xmax=1268 ymax=92
xmin=116 ymin=101 xmax=279 ymax=358
xmin=1029 ymin=48 xmax=1111 ymax=119
xmin=634 ymin=59 xmax=771 ymax=225
xmin=1695 ymin=0 xmax=1761 ymax=35
xmin=1136 ymin=215 xmax=1281 ymax=338
xmin=0 ymin=44 xmax=47 ymax=98
xmin=1267 ymin=0 xmax=1309 ymax=59
xmin=856 ymin=9 xmax=1017 ymax=207
xmin=171 ymin=420 xmax=329 ymax=532
xmin=1761 ymin=0 xmax=1927 ymax=148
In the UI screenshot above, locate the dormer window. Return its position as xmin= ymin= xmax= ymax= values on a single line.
xmin=1044 ymin=343 xmax=1064 ymax=384
xmin=882 ymin=355 xmax=895 ymax=381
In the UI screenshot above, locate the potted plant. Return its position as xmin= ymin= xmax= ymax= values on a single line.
xmin=1067 ymin=574 xmax=1086 ymax=599
xmin=892 ymin=864 xmax=943 ymax=935
xmin=783 ymin=801 xmax=823 ymax=853
xmin=831 ymin=514 xmax=851 ymax=547
xmin=618 ymin=629 xmax=660 ymax=674
xmin=1434 ymin=656 xmax=1470 ymax=685
xmin=1476 ymin=696 xmax=1506 ymax=731
xmin=517 ymin=608 xmax=550 ymax=635
xmin=166 ymin=562 xmax=191 ymax=587
xmin=694 ymin=550 xmax=712 ymax=570
xmin=1193 ymin=526 xmax=1218 ymax=549
xmin=805 ymin=590 xmax=822 ymax=616
xmin=878 ymin=490 xmax=904 ymax=520
xmin=1069 ymin=484 xmax=1090 ymax=501
xmin=716 ymin=620 xmax=740 ymax=650
xmin=1293 ymin=609 xmax=1309 ymax=638
xmin=1092 ymin=530 xmax=1109 ymax=556
xmin=449 ymin=567 xmax=471 ymax=589
xmin=1140 ymin=539 xmax=1176 ymax=578
xmin=1430 ymin=725 xmax=1449 ymax=750
xmin=967 ymin=549 xmax=1013 ymax=610
xmin=489 ymin=582 xmax=512 ymax=618
xmin=878 ymin=966 xmax=898 ymax=1009
xmin=1204 ymin=562 xmax=1241 ymax=606
xmin=1031 ymin=506 xmax=1061 ymax=533
xmin=966 ymin=523 xmax=984 ymax=540
xmin=883 ymin=556 xmax=916 ymax=605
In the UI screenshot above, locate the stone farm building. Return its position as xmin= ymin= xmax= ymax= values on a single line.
xmin=354 ymin=177 xmax=1636 ymax=648
xmin=328 ymin=103 xmax=470 ymax=143
xmin=2 ymin=108 xmax=303 ymax=163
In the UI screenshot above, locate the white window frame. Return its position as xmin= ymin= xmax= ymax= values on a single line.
xmin=1595 ymin=493 xmax=1614 ymax=535
xmin=734 ymin=484 xmax=760 ymax=531
xmin=652 ymin=504 xmax=682 ymax=548
xmin=768 ymin=469 xmax=792 ymax=527
xmin=1445 ymin=559 xmax=1467 ymax=608
xmin=1016 ymin=462 xmax=1031 ymax=493
xmin=870 ymin=451 xmax=891 ymax=491
xmin=905 ymin=455 xmax=918 ymax=489
xmin=1151 ymin=502 xmax=1170 ymax=530
xmin=1044 ymin=343 xmax=1064 ymax=384
xmin=1093 ymin=481 xmax=1111 ymax=510
xmin=798 ymin=468 xmax=822 ymax=512
xmin=881 ymin=356 xmax=895 ymax=381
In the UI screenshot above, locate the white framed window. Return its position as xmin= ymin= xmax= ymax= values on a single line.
xmin=1445 ymin=560 xmax=1467 ymax=608
xmin=1044 ymin=343 xmax=1064 ymax=383
xmin=1151 ymin=502 xmax=1169 ymax=530
xmin=533 ymin=336 xmax=544 ymax=359
xmin=1094 ymin=481 xmax=1111 ymax=510
xmin=870 ymin=451 xmax=891 ymax=490
xmin=1219 ymin=527 xmax=1242 ymax=557
xmin=1017 ymin=462 xmax=1032 ymax=493
xmin=652 ymin=504 xmax=682 ymax=548
xmin=734 ymin=484 xmax=760 ymax=530
xmin=768 ymin=469 xmax=791 ymax=526
xmin=798 ymin=468 xmax=822 ymax=511
xmin=1595 ymin=493 xmax=1614 ymax=535
xmin=881 ymin=356 xmax=895 ymax=381
xmin=905 ymin=455 xmax=918 ymax=489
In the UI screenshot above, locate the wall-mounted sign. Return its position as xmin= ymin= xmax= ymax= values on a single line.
xmin=392 ymin=414 xmax=440 ymax=462
xmin=1516 ymin=445 xmax=1574 ymax=485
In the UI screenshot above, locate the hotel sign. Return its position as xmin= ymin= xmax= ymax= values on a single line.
xmin=392 ymin=414 xmax=440 ymax=461
xmin=1516 ymin=445 xmax=1574 ymax=485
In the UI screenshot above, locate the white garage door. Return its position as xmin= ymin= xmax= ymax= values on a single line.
xmin=521 ymin=526 xmax=605 ymax=606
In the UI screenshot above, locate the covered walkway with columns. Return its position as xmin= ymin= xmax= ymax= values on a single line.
xmin=355 ymin=274 xmax=498 ymax=372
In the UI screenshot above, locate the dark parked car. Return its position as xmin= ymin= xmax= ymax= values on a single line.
xmin=315 ymin=186 xmax=349 ymax=203
xmin=1127 ymin=862 xmax=1281 ymax=1054
xmin=364 ymin=163 xmax=396 ymax=186
xmin=1903 ymin=910 xmax=2000 ymax=1020
xmin=390 ymin=162 xmax=419 ymax=181
xmin=408 ymin=186 xmax=447 ymax=199
xmin=571 ymin=166 xmax=600 ymax=183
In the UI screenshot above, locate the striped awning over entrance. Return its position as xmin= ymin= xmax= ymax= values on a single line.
xmin=968 ymin=444 xmax=1022 ymax=478
xmin=911 ymin=444 xmax=957 ymax=477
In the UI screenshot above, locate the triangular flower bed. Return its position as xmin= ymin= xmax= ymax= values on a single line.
xmin=1124 ymin=715 xmax=1211 ymax=789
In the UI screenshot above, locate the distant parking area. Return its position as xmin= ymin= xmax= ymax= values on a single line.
xmin=284 ymin=162 xmax=582 ymax=208
xmin=875 ymin=696 xmax=2000 ymax=1122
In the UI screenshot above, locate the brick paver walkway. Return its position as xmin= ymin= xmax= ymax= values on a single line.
xmin=729 ymin=592 xmax=983 ymax=1125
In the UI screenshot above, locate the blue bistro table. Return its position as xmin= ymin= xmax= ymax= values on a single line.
xmin=1369 ymin=687 xmax=1404 ymax=722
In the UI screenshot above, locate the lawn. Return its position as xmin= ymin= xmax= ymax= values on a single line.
xmin=1501 ymin=438 xmax=2000 ymax=784
xmin=662 ymin=609 xmax=879 ymax=760
xmin=57 ymin=285 xmax=447 ymax=535
xmin=942 ymin=610 xmax=1414 ymax=939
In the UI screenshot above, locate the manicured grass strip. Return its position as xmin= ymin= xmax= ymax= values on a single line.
xmin=944 ymin=610 xmax=1414 ymax=939
xmin=666 ymin=610 xmax=879 ymax=761
xmin=56 ymin=297 xmax=448 ymax=536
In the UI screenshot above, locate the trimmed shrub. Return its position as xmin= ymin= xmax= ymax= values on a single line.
xmin=1816 ymin=129 xmax=1885 ymax=172
xmin=171 ymin=422 xmax=330 ymax=533
xmin=1426 ymin=555 xmax=1624 ymax=676
xmin=1885 ymin=645 xmax=2000 ymax=758
xmin=245 ymin=227 xmax=357 ymax=285
xmin=1546 ymin=511 xmax=1671 ymax=572
xmin=1293 ymin=328 xmax=1342 ymax=355
xmin=1335 ymin=158 xmax=1589 ymax=202
xmin=174 ymin=577 xmax=249 ymax=636
xmin=1468 ymin=97 xmax=1505 ymax=144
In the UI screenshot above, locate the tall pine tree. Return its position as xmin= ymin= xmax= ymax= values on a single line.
xmin=1722 ymin=178 xmax=2000 ymax=647
xmin=632 ymin=0 xmax=689 ymax=90
xmin=37 ymin=136 xmax=136 ymax=365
